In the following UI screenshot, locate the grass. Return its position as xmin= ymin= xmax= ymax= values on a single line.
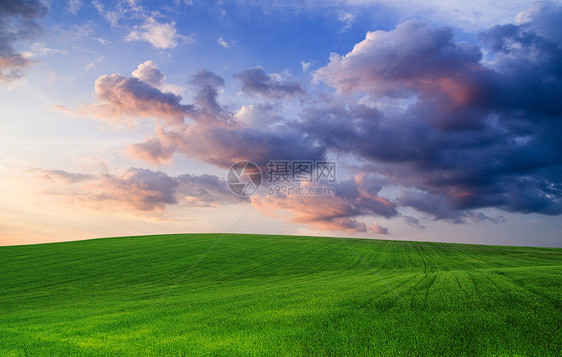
xmin=0 ymin=233 xmax=560 ymax=356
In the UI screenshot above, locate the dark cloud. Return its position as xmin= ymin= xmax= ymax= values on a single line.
xmin=314 ymin=20 xmax=483 ymax=95
xmin=403 ymin=216 xmax=426 ymax=229
xmin=189 ymin=69 xmax=227 ymax=118
xmin=314 ymin=20 xmax=494 ymax=131
xmin=332 ymin=174 xmax=398 ymax=219
xmin=0 ymin=0 xmax=47 ymax=82
xmin=395 ymin=189 xmax=504 ymax=224
xmin=306 ymin=3 xmax=562 ymax=222
xmin=98 ymin=168 xmax=179 ymax=210
xmin=234 ymin=66 xmax=305 ymax=99
xmin=176 ymin=172 xmax=242 ymax=206
xmin=514 ymin=1 xmax=562 ymax=42
xmin=132 ymin=123 xmax=325 ymax=168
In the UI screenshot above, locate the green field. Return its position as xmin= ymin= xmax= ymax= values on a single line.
xmin=0 ymin=234 xmax=560 ymax=356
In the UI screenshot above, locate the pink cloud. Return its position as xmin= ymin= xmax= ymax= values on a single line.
xmin=250 ymin=175 xmax=395 ymax=234
xmin=32 ymin=168 xmax=238 ymax=211
xmin=56 ymin=68 xmax=192 ymax=125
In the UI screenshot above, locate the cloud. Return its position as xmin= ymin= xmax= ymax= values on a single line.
xmin=91 ymin=72 xmax=190 ymax=123
xmin=301 ymin=61 xmax=311 ymax=72
xmin=21 ymin=42 xmax=68 ymax=58
xmin=217 ymin=37 xmax=231 ymax=48
xmin=251 ymin=174 xmax=397 ymax=233
xmin=92 ymin=0 xmax=120 ymax=26
xmin=67 ymin=0 xmax=83 ymax=15
xmin=370 ymin=222 xmax=388 ymax=235
xmin=127 ymin=126 xmax=178 ymax=165
xmin=403 ymin=216 xmax=426 ymax=229
xmin=53 ymin=22 xmax=95 ymax=43
xmin=131 ymin=59 xmax=184 ymax=95
xmin=338 ymin=11 xmax=355 ymax=31
xmin=251 ymin=194 xmax=370 ymax=233
xmin=515 ymin=1 xmax=562 ymax=42
xmin=395 ymin=189 xmax=504 ymax=224
xmin=307 ymin=4 xmax=562 ymax=220
xmin=29 ymin=169 xmax=95 ymax=184
xmin=98 ymin=168 xmax=180 ymax=210
xmin=189 ymin=69 xmax=226 ymax=115
xmin=92 ymin=0 xmax=144 ymax=27
xmin=33 ymin=168 xmax=239 ymax=211
xmin=233 ymin=104 xmax=282 ymax=128
xmin=85 ymin=55 xmax=105 ymax=70
xmin=56 ymin=64 xmax=193 ymax=125
xmin=314 ymin=20 xmax=485 ymax=106
xmin=341 ymin=0 xmax=538 ymax=32
xmin=133 ymin=123 xmax=325 ymax=168
xmin=126 ymin=17 xmax=193 ymax=49
xmin=132 ymin=60 xmax=166 ymax=87
xmin=0 ymin=0 xmax=47 ymax=83
xmin=234 ymin=66 xmax=305 ymax=99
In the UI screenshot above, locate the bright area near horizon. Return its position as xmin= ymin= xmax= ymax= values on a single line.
xmin=1 ymin=0 xmax=561 ymax=247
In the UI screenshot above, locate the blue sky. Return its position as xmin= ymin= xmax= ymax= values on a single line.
xmin=1 ymin=0 xmax=561 ymax=247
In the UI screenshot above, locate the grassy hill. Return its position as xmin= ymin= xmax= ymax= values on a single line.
xmin=0 ymin=234 xmax=560 ymax=356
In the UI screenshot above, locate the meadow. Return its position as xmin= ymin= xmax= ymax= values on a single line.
xmin=0 ymin=233 xmax=560 ymax=356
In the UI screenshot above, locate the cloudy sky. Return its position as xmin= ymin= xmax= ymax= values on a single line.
xmin=1 ymin=0 xmax=561 ymax=247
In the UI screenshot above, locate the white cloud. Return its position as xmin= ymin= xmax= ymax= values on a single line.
xmin=217 ymin=37 xmax=230 ymax=48
xmin=126 ymin=17 xmax=193 ymax=49
xmin=342 ymin=0 xmax=538 ymax=31
xmin=131 ymin=60 xmax=184 ymax=95
xmin=338 ymin=11 xmax=355 ymax=31
xmin=67 ymin=0 xmax=84 ymax=14
xmin=244 ymin=0 xmax=542 ymax=32
xmin=132 ymin=60 xmax=166 ymax=87
xmin=92 ymin=0 xmax=120 ymax=26
xmin=21 ymin=42 xmax=69 ymax=58
xmin=53 ymin=23 xmax=95 ymax=42
xmin=85 ymin=56 xmax=106 ymax=70
xmin=301 ymin=61 xmax=311 ymax=72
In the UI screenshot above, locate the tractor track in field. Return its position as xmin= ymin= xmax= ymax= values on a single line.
xmin=413 ymin=243 xmax=428 ymax=274
xmin=453 ymin=272 xmax=469 ymax=299
xmin=423 ymin=273 xmax=439 ymax=309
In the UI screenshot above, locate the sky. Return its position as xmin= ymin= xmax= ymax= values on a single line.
xmin=1 ymin=0 xmax=561 ymax=247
